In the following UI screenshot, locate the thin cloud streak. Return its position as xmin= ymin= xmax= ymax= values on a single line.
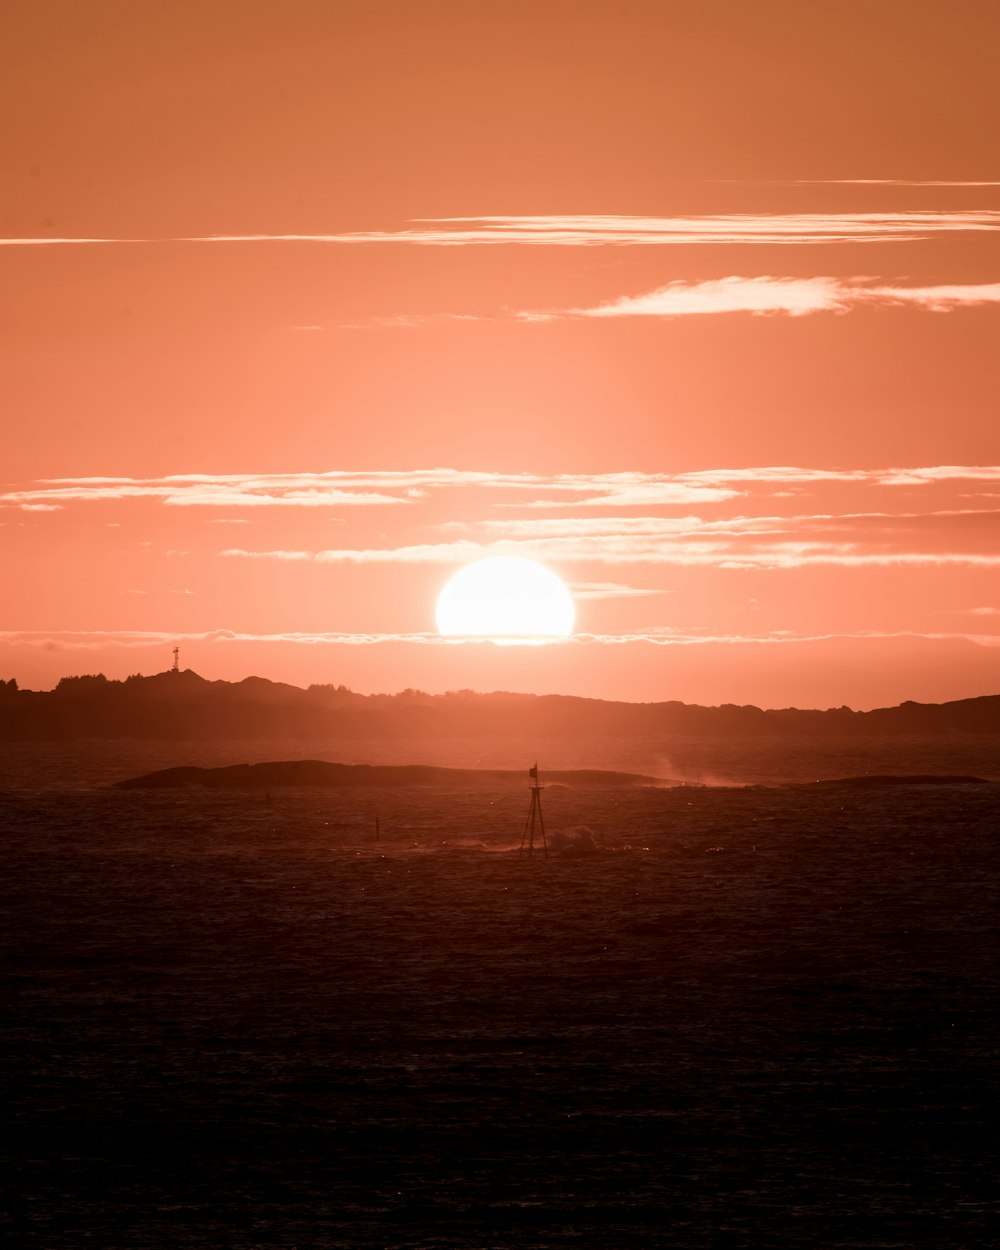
xmin=531 ymin=276 xmax=1000 ymax=321
xmin=0 ymin=629 xmax=442 ymax=648
xmin=0 ymin=480 xmax=407 ymax=510
xmin=569 ymin=582 xmax=668 ymax=600
xmin=0 ymin=469 xmax=739 ymax=510
xmin=3 ymin=628 xmax=997 ymax=651
xmin=574 ymin=629 xmax=1000 ymax=647
xmin=463 ymin=509 xmax=1000 ymax=540
xmin=5 ymin=465 xmax=1000 ymax=512
xmin=878 ymin=466 xmax=1000 ymax=485
xmin=793 ymin=179 xmax=1000 ymax=187
xmin=5 ymin=211 xmax=1000 ymax=249
xmin=463 ymin=517 xmax=701 ymax=537
xmin=222 ymin=540 xmax=1000 ymax=571
xmin=8 ymin=466 xmax=1000 ymax=516
xmin=505 ymin=484 xmax=738 ymax=508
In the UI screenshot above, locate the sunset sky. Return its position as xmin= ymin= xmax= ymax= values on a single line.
xmin=3 ymin=0 xmax=1000 ymax=707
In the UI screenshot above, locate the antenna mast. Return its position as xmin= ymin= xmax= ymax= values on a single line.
xmin=172 ymin=646 xmax=180 ymax=673
xmin=519 ymin=763 xmax=547 ymax=857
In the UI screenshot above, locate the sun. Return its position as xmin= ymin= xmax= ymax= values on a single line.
xmin=436 ymin=556 xmax=575 ymax=643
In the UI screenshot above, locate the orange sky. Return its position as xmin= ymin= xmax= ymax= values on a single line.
xmin=3 ymin=0 xmax=1000 ymax=707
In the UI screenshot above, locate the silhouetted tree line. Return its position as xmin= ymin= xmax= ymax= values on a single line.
xmin=55 ymin=674 xmax=112 ymax=690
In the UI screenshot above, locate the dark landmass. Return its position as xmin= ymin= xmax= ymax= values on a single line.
xmin=2 ymin=667 xmax=999 ymax=741
xmin=799 ymin=774 xmax=991 ymax=788
xmin=114 ymin=760 xmax=993 ymax=791
xmin=115 ymin=760 xmax=665 ymax=790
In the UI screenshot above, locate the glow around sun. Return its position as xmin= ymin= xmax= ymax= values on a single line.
xmin=436 ymin=556 xmax=575 ymax=643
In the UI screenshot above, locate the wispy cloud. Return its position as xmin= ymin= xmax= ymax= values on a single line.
xmin=0 ymin=628 xmax=443 ymax=649
xmin=459 ymin=516 xmax=701 ymax=537
xmin=5 ymin=211 xmax=1000 ymax=250
xmin=679 ymin=466 xmax=1000 ymax=491
xmin=570 ymin=582 xmax=668 ymax=600
xmin=222 ymin=537 xmax=1000 ymax=571
xmin=791 ymin=179 xmax=1000 ymax=188
xmin=573 ymin=629 xmax=1000 ymax=647
xmin=500 ymin=482 xmax=738 ymax=508
xmin=7 ymin=466 xmax=1000 ymax=517
xmin=223 ymin=543 xmax=483 ymax=565
xmin=876 ymin=466 xmax=1000 ymax=486
xmin=218 ymin=497 xmax=1000 ymax=571
xmin=470 ymin=508 xmax=1000 ymax=539
xmin=2 ymin=627 xmax=997 ymax=652
xmin=522 ymin=276 xmax=1000 ymax=321
xmin=0 ymin=469 xmax=747 ymax=514
xmin=0 ymin=237 xmax=134 ymax=247
xmin=0 ymin=478 xmax=406 ymax=510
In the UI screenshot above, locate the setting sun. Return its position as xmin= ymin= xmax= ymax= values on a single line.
xmin=5 ymin=6 xmax=1000 ymax=1246
xmin=436 ymin=556 xmax=575 ymax=643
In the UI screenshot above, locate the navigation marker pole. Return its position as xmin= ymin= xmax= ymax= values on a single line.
xmin=520 ymin=763 xmax=547 ymax=857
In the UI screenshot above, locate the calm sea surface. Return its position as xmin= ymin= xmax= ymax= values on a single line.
xmin=2 ymin=739 xmax=998 ymax=1248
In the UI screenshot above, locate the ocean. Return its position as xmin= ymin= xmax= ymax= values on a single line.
xmin=2 ymin=738 xmax=998 ymax=1248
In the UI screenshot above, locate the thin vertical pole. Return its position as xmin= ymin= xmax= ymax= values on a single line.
xmin=520 ymin=783 xmax=547 ymax=857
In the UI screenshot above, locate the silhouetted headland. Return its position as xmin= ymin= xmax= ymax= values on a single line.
xmin=114 ymin=761 xmax=665 ymax=790
xmin=798 ymin=774 xmax=990 ymax=789
xmin=114 ymin=761 xmax=991 ymax=791
xmin=2 ymin=668 xmax=999 ymax=741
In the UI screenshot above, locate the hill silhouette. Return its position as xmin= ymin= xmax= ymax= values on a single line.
xmin=114 ymin=761 xmax=666 ymax=790
xmin=1 ymin=668 xmax=998 ymax=742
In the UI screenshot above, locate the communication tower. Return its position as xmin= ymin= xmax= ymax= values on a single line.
xmin=172 ymin=646 xmax=180 ymax=673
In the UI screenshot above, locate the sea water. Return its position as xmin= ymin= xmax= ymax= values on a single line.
xmin=2 ymin=740 xmax=998 ymax=1248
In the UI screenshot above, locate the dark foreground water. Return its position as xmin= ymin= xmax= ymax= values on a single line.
xmin=2 ymin=750 xmax=998 ymax=1248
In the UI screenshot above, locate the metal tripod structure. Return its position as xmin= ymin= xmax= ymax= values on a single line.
xmin=519 ymin=763 xmax=547 ymax=857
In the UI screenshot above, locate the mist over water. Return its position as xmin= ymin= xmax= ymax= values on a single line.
xmin=2 ymin=741 xmax=998 ymax=1247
